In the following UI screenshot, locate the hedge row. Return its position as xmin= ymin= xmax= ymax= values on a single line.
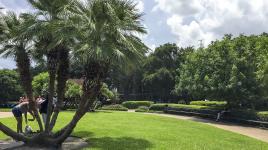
xmin=149 ymin=104 xmax=170 ymax=111
xmin=167 ymin=104 xmax=220 ymax=115
xmin=149 ymin=103 xmax=220 ymax=112
xmin=190 ymin=101 xmax=227 ymax=108
xmin=122 ymin=101 xmax=154 ymax=109
xmin=135 ymin=106 xmax=149 ymax=112
xmin=101 ymin=104 xmax=128 ymax=111
xmin=257 ymin=111 xmax=268 ymax=122
xmin=228 ymin=110 xmax=268 ymax=122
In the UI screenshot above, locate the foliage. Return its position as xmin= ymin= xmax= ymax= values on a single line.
xmin=149 ymin=104 xmax=169 ymax=111
xmin=135 ymin=106 xmax=149 ymax=112
xmin=32 ymin=72 xmax=49 ymax=97
xmin=142 ymin=44 xmax=194 ymax=102
xmin=65 ymin=81 xmax=82 ymax=98
xmin=228 ymin=110 xmax=268 ymax=122
xmin=175 ymin=34 xmax=268 ymax=109
xmin=100 ymin=104 xmax=128 ymax=111
xmin=190 ymin=101 xmax=227 ymax=108
xmin=101 ymin=83 xmax=114 ymax=99
xmin=1 ymin=112 xmax=268 ymax=150
xmin=167 ymin=104 xmax=221 ymax=115
xmin=0 ymin=69 xmax=23 ymax=102
xmin=257 ymin=111 xmax=268 ymax=122
xmin=122 ymin=101 xmax=154 ymax=109
xmin=101 ymin=83 xmax=120 ymax=104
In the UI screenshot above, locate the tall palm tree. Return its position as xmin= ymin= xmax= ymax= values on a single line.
xmin=0 ymin=12 xmax=43 ymax=131
xmin=0 ymin=0 xmax=147 ymax=147
xmin=54 ymin=0 xmax=148 ymax=144
xmin=26 ymin=0 xmax=74 ymax=132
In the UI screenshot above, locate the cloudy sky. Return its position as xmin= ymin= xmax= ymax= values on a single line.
xmin=1 ymin=0 xmax=268 ymax=69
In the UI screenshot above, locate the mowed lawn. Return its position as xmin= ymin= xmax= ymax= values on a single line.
xmin=1 ymin=111 xmax=268 ymax=150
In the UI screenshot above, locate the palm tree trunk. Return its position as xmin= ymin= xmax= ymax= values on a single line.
xmin=54 ymin=61 xmax=108 ymax=145
xmin=49 ymin=47 xmax=69 ymax=131
xmin=45 ymin=50 xmax=58 ymax=133
xmin=16 ymin=46 xmax=43 ymax=131
xmin=0 ymin=122 xmax=30 ymax=142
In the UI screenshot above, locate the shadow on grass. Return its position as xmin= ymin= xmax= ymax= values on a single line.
xmin=87 ymin=137 xmax=153 ymax=150
xmin=73 ymin=131 xmax=153 ymax=150
xmin=73 ymin=131 xmax=95 ymax=138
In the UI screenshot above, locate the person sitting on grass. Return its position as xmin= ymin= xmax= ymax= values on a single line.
xmin=12 ymin=101 xmax=35 ymax=133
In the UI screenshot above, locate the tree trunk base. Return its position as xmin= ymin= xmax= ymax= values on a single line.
xmin=0 ymin=136 xmax=88 ymax=150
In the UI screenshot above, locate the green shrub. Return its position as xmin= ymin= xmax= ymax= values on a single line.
xmin=167 ymin=104 xmax=220 ymax=115
xmin=228 ymin=109 xmax=257 ymax=120
xmin=122 ymin=101 xmax=154 ymax=109
xmin=149 ymin=104 xmax=170 ymax=111
xmin=101 ymin=104 xmax=128 ymax=111
xmin=257 ymin=111 xmax=268 ymax=122
xmin=190 ymin=101 xmax=227 ymax=108
xmin=135 ymin=106 xmax=149 ymax=112
xmin=228 ymin=110 xmax=268 ymax=122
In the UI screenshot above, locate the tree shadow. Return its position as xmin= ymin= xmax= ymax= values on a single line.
xmin=86 ymin=137 xmax=153 ymax=150
xmin=73 ymin=131 xmax=95 ymax=138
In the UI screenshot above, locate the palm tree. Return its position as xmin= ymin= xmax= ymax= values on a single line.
xmin=25 ymin=0 xmax=74 ymax=132
xmin=0 ymin=0 xmax=147 ymax=147
xmin=0 ymin=12 xmax=44 ymax=131
xmin=54 ymin=0 xmax=148 ymax=143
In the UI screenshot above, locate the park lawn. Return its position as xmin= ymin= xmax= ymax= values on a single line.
xmin=1 ymin=111 xmax=268 ymax=150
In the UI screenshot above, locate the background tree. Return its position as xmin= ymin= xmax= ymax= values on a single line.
xmin=143 ymin=43 xmax=194 ymax=103
xmin=175 ymin=34 xmax=268 ymax=109
xmin=0 ymin=69 xmax=23 ymax=103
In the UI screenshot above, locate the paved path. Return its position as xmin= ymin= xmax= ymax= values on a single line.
xmin=0 ymin=112 xmax=12 ymax=118
xmin=143 ymin=112 xmax=268 ymax=143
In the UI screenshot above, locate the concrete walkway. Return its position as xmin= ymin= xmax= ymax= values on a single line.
xmin=0 ymin=112 xmax=12 ymax=118
xmin=143 ymin=112 xmax=268 ymax=143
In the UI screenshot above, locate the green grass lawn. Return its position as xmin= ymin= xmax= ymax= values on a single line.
xmin=1 ymin=111 xmax=268 ymax=150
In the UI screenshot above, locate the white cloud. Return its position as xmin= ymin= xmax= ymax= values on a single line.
xmin=153 ymin=0 xmax=203 ymax=15
xmin=154 ymin=0 xmax=268 ymax=47
xmin=0 ymin=1 xmax=31 ymax=15
xmin=135 ymin=0 xmax=144 ymax=13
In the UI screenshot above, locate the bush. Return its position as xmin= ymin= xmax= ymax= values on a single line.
xmin=122 ymin=101 xmax=154 ymax=109
xmin=227 ymin=110 xmax=268 ymax=122
xmin=257 ymin=111 xmax=268 ymax=122
xmin=101 ymin=104 xmax=128 ymax=111
xmin=167 ymin=104 xmax=220 ymax=115
xmin=32 ymin=72 xmax=49 ymax=97
xmin=149 ymin=104 xmax=170 ymax=111
xmin=227 ymin=109 xmax=257 ymax=120
xmin=190 ymin=101 xmax=227 ymax=108
xmin=65 ymin=81 xmax=82 ymax=98
xmin=135 ymin=106 xmax=149 ymax=112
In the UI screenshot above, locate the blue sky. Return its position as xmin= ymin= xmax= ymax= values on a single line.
xmin=1 ymin=0 xmax=268 ymax=69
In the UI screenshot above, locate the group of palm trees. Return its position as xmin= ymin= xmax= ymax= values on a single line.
xmin=0 ymin=0 xmax=147 ymax=147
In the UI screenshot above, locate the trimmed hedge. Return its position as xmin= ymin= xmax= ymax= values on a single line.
xmin=101 ymin=104 xmax=128 ymax=111
xmin=190 ymin=101 xmax=227 ymax=108
xmin=257 ymin=111 xmax=268 ymax=122
xmin=149 ymin=104 xmax=170 ymax=111
xmin=167 ymin=104 xmax=220 ymax=115
xmin=135 ymin=106 xmax=149 ymax=112
xmin=122 ymin=101 xmax=154 ymax=109
xmin=228 ymin=110 xmax=268 ymax=122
